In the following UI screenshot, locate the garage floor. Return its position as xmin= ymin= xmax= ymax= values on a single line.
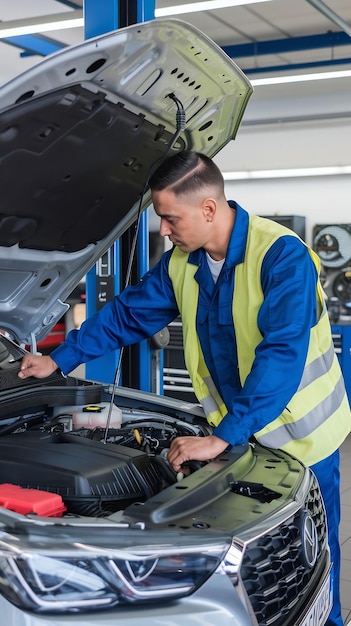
xmin=340 ymin=434 xmax=351 ymax=625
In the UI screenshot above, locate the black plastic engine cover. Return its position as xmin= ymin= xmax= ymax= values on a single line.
xmin=0 ymin=432 xmax=162 ymax=515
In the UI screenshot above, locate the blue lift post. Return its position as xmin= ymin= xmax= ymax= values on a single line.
xmin=84 ymin=0 xmax=157 ymax=391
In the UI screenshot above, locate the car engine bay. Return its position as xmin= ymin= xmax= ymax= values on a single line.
xmin=0 ymin=333 xmax=215 ymax=519
xmin=0 ymin=402 xmax=212 ymax=518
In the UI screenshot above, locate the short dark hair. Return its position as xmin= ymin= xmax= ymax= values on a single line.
xmin=149 ymin=151 xmax=225 ymax=197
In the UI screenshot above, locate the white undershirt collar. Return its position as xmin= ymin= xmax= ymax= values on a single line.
xmin=206 ymin=251 xmax=225 ymax=283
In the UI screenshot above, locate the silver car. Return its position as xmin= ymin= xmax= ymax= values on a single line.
xmin=0 ymin=18 xmax=331 ymax=626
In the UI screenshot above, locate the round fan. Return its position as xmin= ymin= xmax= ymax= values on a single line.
xmin=313 ymin=225 xmax=351 ymax=268
xmin=333 ymin=268 xmax=351 ymax=305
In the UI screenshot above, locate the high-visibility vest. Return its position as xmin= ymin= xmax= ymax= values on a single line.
xmin=168 ymin=214 xmax=350 ymax=466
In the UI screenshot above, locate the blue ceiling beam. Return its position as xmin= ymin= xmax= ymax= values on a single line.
xmin=222 ymin=31 xmax=351 ymax=59
xmin=0 ymin=0 xmax=81 ymax=57
xmin=3 ymin=34 xmax=65 ymax=57
xmin=244 ymin=55 xmax=351 ymax=74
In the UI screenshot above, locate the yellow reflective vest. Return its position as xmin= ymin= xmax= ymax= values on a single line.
xmin=168 ymin=214 xmax=351 ymax=466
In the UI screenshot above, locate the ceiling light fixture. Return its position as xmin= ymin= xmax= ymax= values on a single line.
xmin=251 ymin=69 xmax=351 ymax=86
xmin=0 ymin=11 xmax=84 ymax=38
xmin=155 ymin=0 xmax=273 ymax=17
xmin=0 ymin=2 xmax=273 ymax=38
xmin=222 ymin=165 xmax=351 ymax=180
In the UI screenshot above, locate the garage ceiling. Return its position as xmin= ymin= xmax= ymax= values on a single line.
xmin=0 ymin=0 xmax=350 ymax=84
xmin=0 ymin=0 xmax=350 ymax=141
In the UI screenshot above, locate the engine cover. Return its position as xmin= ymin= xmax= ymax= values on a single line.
xmin=0 ymin=432 xmax=162 ymax=516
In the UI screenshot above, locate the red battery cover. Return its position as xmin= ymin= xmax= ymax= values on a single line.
xmin=0 ymin=484 xmax=66 ymax=517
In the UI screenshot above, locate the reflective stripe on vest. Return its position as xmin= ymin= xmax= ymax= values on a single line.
xmin=257 ymin=373 xmax=346 ymax=449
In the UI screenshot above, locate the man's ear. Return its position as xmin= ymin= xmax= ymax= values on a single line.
xmin=202 ymin=198 xmax=216 ymax=222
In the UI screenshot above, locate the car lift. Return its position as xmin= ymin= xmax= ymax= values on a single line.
xmin=83 ymin=1 xmax=162 ymax=392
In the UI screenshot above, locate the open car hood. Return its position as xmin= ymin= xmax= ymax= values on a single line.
xmin=0 ymin=18 xmax=252 ymax=346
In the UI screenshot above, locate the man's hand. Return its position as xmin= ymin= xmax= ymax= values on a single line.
xmin=167 ymin=434 xmax=228 ymax=473
xmin=18 ymin=354 xmax=59 ymax=380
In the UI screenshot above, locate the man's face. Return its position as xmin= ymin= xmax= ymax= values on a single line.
xmin=151 ymin=188 xmax=213 ymax=254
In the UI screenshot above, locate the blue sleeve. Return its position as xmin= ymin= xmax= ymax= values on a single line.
xmin=52 ymin=250 xmax=178 ymax=374
xmin=214 ymin=236 xmax=319 ymax=445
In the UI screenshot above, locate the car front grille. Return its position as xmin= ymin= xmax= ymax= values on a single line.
xmin=240 ymin=473 xmax=327 ymax=626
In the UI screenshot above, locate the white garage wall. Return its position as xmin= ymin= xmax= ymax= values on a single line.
xmin=221 ymin=175 xmax=350 ymax=247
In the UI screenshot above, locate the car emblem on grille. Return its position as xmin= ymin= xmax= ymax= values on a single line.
xmin=300 ymin=512 xmax=319 ymax=569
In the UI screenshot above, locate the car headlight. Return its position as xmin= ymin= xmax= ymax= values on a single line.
xmin=0 ymin=533 xmax=230 ymax=613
